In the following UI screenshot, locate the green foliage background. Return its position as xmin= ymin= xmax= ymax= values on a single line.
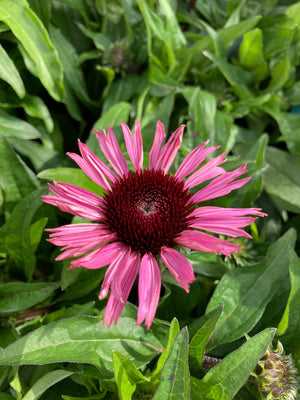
xmin=0 ymin=0 xmax=300 ymax=398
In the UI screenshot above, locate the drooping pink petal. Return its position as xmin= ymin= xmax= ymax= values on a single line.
xmin=149 ymin=121 xmax=166 ymax=170
xmin=188 ymin=206 xmax=267 ymax=238
xmin=121 ymin=121 xmax=143 ymax=173
xmin=46 ymin=223 xmax=116 ymax=260
xmin=42 ymin=182 xmax=105 ymax=220
xmin=185 ymin=153 xmax=226 ymax=189
xmin=70 ymin=242 xmax=126 ymax=269
xmin=137 ymin=253 xmax=161 ymax=330
xmin=176 ymin=230 xmax=241 ymax=257
xmin=174 ymin=141 xmax=220 ymax=181
xmin=99 ymin=248 xmax=139 ymax=301
xmin=189 ymin=207 xmax=267 ymax=219
xmin=190 ymin=164 xmax=250 ymax=204
xmin=67 ymin=140 xmax=117 ymax=192
xmin=160 ymin=247 xmax=195 ymax=292
xmin=94 ymin=127 xmax=128 ymax=177
xmin=102 ymin=252 xmax=140 ymax=327
xmin=160 ymin=124 xmax=185 ymax=173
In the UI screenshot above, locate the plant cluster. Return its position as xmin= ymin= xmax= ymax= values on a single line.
xmin=0 ymin=0 xmax=299 ymax=399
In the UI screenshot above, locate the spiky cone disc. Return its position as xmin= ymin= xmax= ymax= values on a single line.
xmin=254 ymin=341 xmax=298 ymax=400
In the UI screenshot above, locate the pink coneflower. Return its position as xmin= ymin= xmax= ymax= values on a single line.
xmin=43 ymin=121 xmax=266 ymax=329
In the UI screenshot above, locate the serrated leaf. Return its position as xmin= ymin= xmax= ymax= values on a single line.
xmin=0 ymin=281 xmax=59 ymax=313
xmin=0 ymin=134 xmax=39 ymax=215
xmin=203 ymin=51 xmax=252 ymax=87
xmin=206 ymin=229 xmax=296 ymax=349
xmin=183 ymin=87 xmax=216 ymax=144
xmin=0 ymin=43 xmax=25 ymax=98
xmin=264 ymin=146 xmax=300 ymax=213
xmin=151 ymin=318 xmax=180 ymax=385
xmin=38 ymin=167 xmax=102 ymax=196
xmin=0 ymin=110 xmax=41 ymax=140
xmin=189 ymin=307 xmax=223 ymax=372
xmin=0 ymin=189 xmax=47 ymax=279
xmin=22 ymin=370 xmax=73 ymax=400
xmin=239 ymin=28 xmax=268 ymax=82
xmin=113 ymin=352 xmax=150 ymax=400
xmin=0 ymin=0 xmax=64 ymax=101
xmin=190 ymin=329 xmax=275 ymax=400
xmin=278 ymin=249 xmax=300 ymax=354
xmin=0 ymin=310 xmax=167 ymax=373
xmin=152 ymin=327 xmax=190 ymax=400
xmin=50 ymin=25 xmax=92 ymax=106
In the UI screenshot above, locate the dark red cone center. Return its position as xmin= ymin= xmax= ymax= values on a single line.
xmin=103 ymin=169 xmax=192 ymax=255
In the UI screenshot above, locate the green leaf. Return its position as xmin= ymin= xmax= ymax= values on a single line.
xmin=239 ymin=28 xmax=268 ymax=81
xmin=265 ymin=53 xmax=291 ymax=93
xmin=189 ymin=307 xmax=223 ymax=372
xmin=278 ymin=249 xmax=300 ymax=353
xmin=0 ymin=43 xmax=26 ymax=98
xmin=20 ymin=95 xmax=54 ymax=133
xmin=0 ymin=134 xmax=39 ymax=215
xmin=113 ymin=352 xmax=150 ymax=400
xmin=0 ymin=310 xmax=167 ymax=373
xmin=203 ymin=51 xmax=253 ymax=87
xmin=151 ymin=318 xmax=180 ymax=385
xmin=184 ymin=16 xmax=262 ymax=61
xmin=0 ymin=109 xmax=41 ymax=140
xmin=50 ymin=25 xmax=92 ymax=106
xmin=0 ymin=281 xmax=59 ymax=313
xmin=22 ymin=370 xmax=73 ymax=400
xmin=264 ymin=146 xmax=300 ymax=213
xmin=190 ymin=329 xmax=275 ymax=400
xmin=152 ymin=327 xmax=190 ymax=400
xmin=0 ymin=189 xmax=47 ymax=279
xmin=0 ymin=0 xmax=64 ymax=101
xmin=206 ymin=229 xmax=296 ymax=349
xmin=183 ymin=87 xmax=216 ymax=144
xmin=38 ymin=167 xmax=102 ymax=196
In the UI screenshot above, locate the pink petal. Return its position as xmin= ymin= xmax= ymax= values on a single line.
xmin=149 ymin=121 xmax=166 ymax=170
xmin=94 ymin=127 xmax=128 ymax=177
xmin=121 ymin=121 xmax=143 ymax=173
xmin=185 ymin=153 xmax=226 ymax=189
xmin=175 ymin=141 xmax=220 ymax=181
xmin=67 ymin=140 xmax=117 ymax=192
xmin=190 ymin=164 xmax=250 ymax=204
xmin=176 ymin=230 xmax=241 ymax=257
xmin=160 ymin=247 xmax=195 ymax=292
xmin=42 ymin=182 xmax=105 ymax=221
xmin=70 ymin=242 xmax=126 ymax=269
xmin=137 ymin=253 xmax=161 ymax=330
xmin=99 ymin=249 xmax=139 ymax=301
xmin=188 ymin=207 xmax=266 ymax=238
xmin=160 ymin=125 xmax=185 ymax=173
xmin=190 ymin=207 xmax=267 ymax=219
xmin=102 ymin=251 xmax=140 ymax=327
xmin=46 ymin=223 xmax=116 ymax=260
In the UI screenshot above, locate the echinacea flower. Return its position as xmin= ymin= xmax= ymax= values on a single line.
xmin=43 ymin=121 xmax=266 ymax=329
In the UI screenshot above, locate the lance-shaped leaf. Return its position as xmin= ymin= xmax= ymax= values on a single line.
xmin=0 ymin=43 xmax=25 ymax=98
xmin=152 ymin=327 xmax=190 ymax=400
xmin=0 ymin=282 xmax=59 ymax=313
xmin=190 ymin=328 xmax=275 ymax=400
xmin=0 ymin=310 xmax=167 ymax=374
xmin=278 ymin=248 xmax=300 ymax=355
xmin=22 ymin=370 xmax=73 ymax=400
xmin=0 ymin=0 xmax=64 ymax=101
xmin=206 ymin=229 xmax=296 ymax=349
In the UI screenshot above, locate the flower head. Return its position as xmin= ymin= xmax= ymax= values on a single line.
xmin=43 ymin=121 xmax=266 ymax=329
xmin=254 ymin=341 xmax=298 ymax=400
